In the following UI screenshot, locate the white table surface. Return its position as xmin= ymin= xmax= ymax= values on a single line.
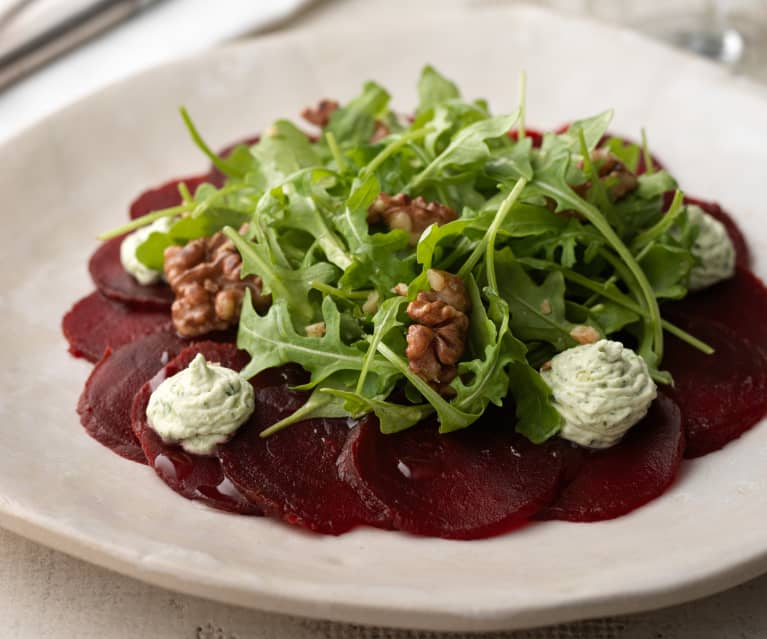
xmin=3 ymin=0 xmax=767 ymax=636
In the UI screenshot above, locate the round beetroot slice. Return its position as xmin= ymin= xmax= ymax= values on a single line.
xmin=508 ymin=128 xmax=544 ymax=148
xmin=662 ymin=315 xmax=767 ymax=459
xmin=62 ymin=291 xmax=171 ymax=363
xmin=88 ymin=236 xmax=174 ymax=308
xmin=129 ymin=175 xmax=209 ymax=220
xmin=77 ymin=330 xmax=188 ymax=464
xmin=666 ymin=268 xmax=767 ymax=350
xmin=131 ymin=341 xmax=260 ymax=515
xmin=339 ymin=413 xmax=564 ymax=539
xmin=536 ymin=393 xmax=684 ymax=522
xmin=218 ymin=370 xmax=387 ymax=534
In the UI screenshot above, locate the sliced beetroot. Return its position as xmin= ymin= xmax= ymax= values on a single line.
xmin=661 ymin=194 xmax=750 ymax=268
xmin=77 ymin=330 xmax=188 ymax=464
xmin=62 ymin=291 xmax=171 ymax=363
xmin=666 ymin=267 xmax=767 ymax=350
xmin=129 ymin=175 xmax=209 ymax=220
xmin=218 ymin=367 xmax=386 ymax=534
xmin=537 ymin=393 xmax=684 ymax=522
xmin=88 ymin=236 xmax=174 ymax=308
xmin=131 ymin=341 xmax=260 ymax=515
xmin=338 ymin=412 xmax=564 ymax=539
xmin=664 ymin=317 xmax=767 ymax=458
xmin=509 ymin=128 xmax=544 ymax=148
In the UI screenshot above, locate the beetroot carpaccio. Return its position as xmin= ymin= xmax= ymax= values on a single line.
xmin=62 ymin=68 xmax=767 ymax=539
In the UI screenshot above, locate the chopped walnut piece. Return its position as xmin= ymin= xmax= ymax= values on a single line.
xmin=300 ymin=99 xmax=339 ymax=127
xmin=367 ymin=193 xmax=457 ymax=246
xmin=426 ymin=268 xmax=470 ymax=313
xmin=570 ymin=324 xmax=601 ymax=345
xmin=362 ymin=291 xmax=380 ymax=315
xmin=164 ymin=232 xmax=270 ymax=337
xmin=405 ymin=271 xmax=470 ymax=397
xmin=305 ymin=322 xmax=327 ymax=338
xmin=391 ymin=282 xmax=409 ymax=297
xmin=575 ymin=149 xmax=638 ymax=201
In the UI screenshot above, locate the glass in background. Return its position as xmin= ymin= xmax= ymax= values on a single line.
xmin=477 ymin=0 xmax=767 ymax=84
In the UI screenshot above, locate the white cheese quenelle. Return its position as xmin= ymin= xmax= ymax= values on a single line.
xmin=686 ymin=204 xmax=736 ymax=291
xmin=541 ymin=339 xmax=657 ymax=449
xmin=146 ymin=353 xmax=255 ymax=455
xmin=119 ymin=217 xmax=173 ymax=285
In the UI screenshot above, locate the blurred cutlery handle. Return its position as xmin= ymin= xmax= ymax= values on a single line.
xmin=0 ymin=0 xmax=160 ymax=91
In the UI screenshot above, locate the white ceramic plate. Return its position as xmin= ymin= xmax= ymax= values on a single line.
xmin=2 ymin=6 xmax=767 ymax=632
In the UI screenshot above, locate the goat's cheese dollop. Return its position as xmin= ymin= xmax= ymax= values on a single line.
xmin=687 ymin=204 xmax=735 ymax=291
xmin=541 ymin=339 xmax=657 ymax=449
xmin=146 ymin=353 xmax=255 ymax=455
xmin=119 ymin=217 xmax=172 ymax=285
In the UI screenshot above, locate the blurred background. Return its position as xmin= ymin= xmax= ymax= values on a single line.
xmin=1 ymin=0 xmax=766 ymax=142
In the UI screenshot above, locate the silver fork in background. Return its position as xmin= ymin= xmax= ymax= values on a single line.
xmin=0 ymin=0 xmax=161 ymax=92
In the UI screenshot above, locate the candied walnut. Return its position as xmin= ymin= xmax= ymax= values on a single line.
xmin=367 ymin=193 xmax=457 ymax=246
xmin=164 ymin=232 xmax=270 ymax=337
xmin=300 ymin=99 xmax=339 ymax=127
xmin=405 ymin=270 xmax=470 ymax=396
xmin=575 ymin=149 xmax=638 ymax=201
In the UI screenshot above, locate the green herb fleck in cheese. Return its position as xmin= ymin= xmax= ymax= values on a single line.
xmin=687 ymin=204 xmax=736 ymax=291
xmin=146 ymin=353 xmax=255 ymax=455
xmin=541 ymin=339 xmax=656 ymax=448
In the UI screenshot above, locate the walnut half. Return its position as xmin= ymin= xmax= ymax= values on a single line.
xmin=575 ymin=149 xmax=638 ymax=201
xmin=300 ymin=99 xmax=339 ymax=128
xmin=164 ymin=232 xmax=270 ymax=337
xmin=367 ymin=193 xmax=457 ymax=246
xmin=405 ymin=270 xmax=470 ymax=397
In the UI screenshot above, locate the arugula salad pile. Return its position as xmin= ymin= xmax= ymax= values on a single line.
xmin=105 ymin=66 xmax=711 ymax=444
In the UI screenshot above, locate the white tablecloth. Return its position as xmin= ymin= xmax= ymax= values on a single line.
xmin=3 ymin=0 xmax=767 ymax=636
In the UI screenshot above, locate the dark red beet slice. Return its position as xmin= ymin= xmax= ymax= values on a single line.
xmin=77 ymin=330 xmax=188 ymax=464
xmin=129 ymin=175 xmax=209 ymax=220
xmin=62 ymin=291 xmax=171 ymax=363
xmin=88 ymin=236 xmax=174 ymax=308
xmin=338 ymin=413 xmax=564 ymax=539
xmin=666 ymin=268 xmax=767 ymax=349
xmin=131 ymin=341 xmax=261 ymax=515
xmin=218 ymin=366 xmax=386 ymax=534
xmin=537 ymin=393 xmax=684 ymax=522
xmin=509 ymin=128 xmax=544 ymax=148
xmin=662 ymin=269 xmax=767 ymax=457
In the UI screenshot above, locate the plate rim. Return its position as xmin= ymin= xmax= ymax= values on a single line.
xmin=3 ymin=6 xmax=767 ymax=631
